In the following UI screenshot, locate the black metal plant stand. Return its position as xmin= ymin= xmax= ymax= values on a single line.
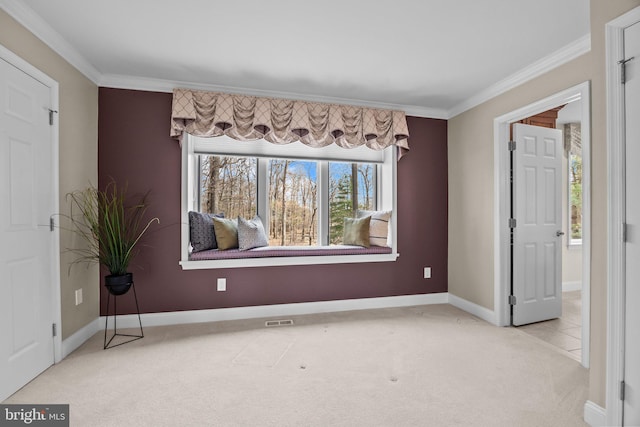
xmin=103 ymin=281 xmax=144 ymax=349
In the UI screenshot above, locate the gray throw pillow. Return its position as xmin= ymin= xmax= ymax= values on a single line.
xmin=237 ymin=216 xmax=269 ymax=251
xmin=188 ymin=211 xmax=224 ymax=252
xmin=343 ymin=216 xmax=371 ymax=247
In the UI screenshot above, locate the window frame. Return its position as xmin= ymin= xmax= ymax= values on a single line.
xmin=179 ymin=135 xmax=399 ymax=269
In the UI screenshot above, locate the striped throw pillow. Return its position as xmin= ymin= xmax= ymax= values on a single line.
xmin=356 ymin=210 xmax=391 ymax=247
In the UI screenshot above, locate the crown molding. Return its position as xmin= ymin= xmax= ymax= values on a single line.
xmin=0 ymin=0 xmax=102 ymax=83
xmin=447 ymin=34 xmax=591 ymax=118
xmin=99 ymin=73 xmax=449 ymax=119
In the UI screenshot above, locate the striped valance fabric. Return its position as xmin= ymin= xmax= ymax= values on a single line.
xmin=170 ymin=89 xmax=410 ymax=159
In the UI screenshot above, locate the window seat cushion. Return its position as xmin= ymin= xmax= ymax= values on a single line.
xmin=189 ymin=245 xmax=392 ymax=261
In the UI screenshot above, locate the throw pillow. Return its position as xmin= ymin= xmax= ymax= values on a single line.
xmin=357 ymin=210 xmax=391 ymax=247
xmin=237 ymin=216 xmax=269 ymax=251
xmin=211 ymin=217 xmax=239 ymax=250
xmin=343 ymin=216 xmax=371 ymax=247
xmin=188 ymin=211 xmax=224 ymax=252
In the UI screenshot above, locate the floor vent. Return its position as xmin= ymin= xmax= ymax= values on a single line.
xmin=265 ymin=319 xmax=294 ymax=327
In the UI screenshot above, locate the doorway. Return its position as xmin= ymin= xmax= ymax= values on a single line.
xmin=493 ymin=81 xmax=591 ymax=368
xmin=512 ymin=103 xmax=584 ymax=361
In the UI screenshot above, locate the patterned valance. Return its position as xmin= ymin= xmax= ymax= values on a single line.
xmin=170 ymin=89 xmax=410 ymax=159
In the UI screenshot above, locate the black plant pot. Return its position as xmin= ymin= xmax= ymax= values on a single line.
xmin=105 ymin=273 xmax=133 ymax=296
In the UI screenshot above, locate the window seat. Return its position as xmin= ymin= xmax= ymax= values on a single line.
xmin=181 ymin=244 xmax=397 ymax=269
xmin=189 ymin=245 xmax=392 ymax=261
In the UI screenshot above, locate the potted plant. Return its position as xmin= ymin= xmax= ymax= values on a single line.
xmin=66 ymin=180 xmax=159 ymax=295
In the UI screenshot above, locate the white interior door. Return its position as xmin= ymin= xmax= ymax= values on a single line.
xmin=624 ymin=20 xmax=640 ymax=426
xmin=512 ymin=123 xmax=563 ymax=326
xmin=0 ymin=57 xmax=54 ymax=401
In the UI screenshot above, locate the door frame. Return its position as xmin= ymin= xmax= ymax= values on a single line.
xmin=0 ymin=43 xmax=62 ymax=364
xmin=606 ymin=6 xmax=640 ymax=426
xmin=493 ymin=81 xmax=592 ymax=369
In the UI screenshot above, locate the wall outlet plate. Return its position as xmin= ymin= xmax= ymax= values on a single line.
xmin=75 ymin=288 xmax=83 ymax=305
xmin=424 ymin=267 xmax=431 ymax=279
xmin=217 ymin=278 xmax=226 ymax=291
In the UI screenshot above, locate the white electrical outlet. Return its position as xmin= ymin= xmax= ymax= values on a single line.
xmin=217 ymin=278 xmax=226 ymax=291
xmin=424 ymin=267 xmax=431 ymax=279
xmin=75 ymin=288 xmax=83 ymax=305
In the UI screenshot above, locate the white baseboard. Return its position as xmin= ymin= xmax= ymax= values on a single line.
xmin=99 ymin=293 xmax=449 ymax=329
xmin=563 ymin=281 xmax=582 ymax=292
xmin=61 ymin=318 xmax=100 ymax=358
xmin=448 ymin=294 xmax=497 ymax=325
xmin=583 ymin=400 xmax=606 ymax=427
xmin=64 ymin=293 xmax=498 ymax=357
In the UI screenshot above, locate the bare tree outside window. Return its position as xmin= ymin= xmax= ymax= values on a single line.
xmin=198 ymin=156 xmax=376 ymax=247
xmin=199 ymin=155 xmax=257 ymax=219
xmin=268 ymin=160 xmax=318 ymax=246
xmin=569 ymin=153 xmax=582 ymax=241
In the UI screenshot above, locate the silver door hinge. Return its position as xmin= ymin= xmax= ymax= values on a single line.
xmin=619 ymin=57 xmax=634 ymax=84
xmin=509 ymin=218 xmax=517 ymax=228
xmin=620 ymin=380 xmax=626 ymax=401
xmin=508 ymin=140 xmax=516 ymax=151
xmin=50 ymin=216 xmax=55 ymax=232
xmin=48 ymin=109 xmax=58 ymax=126
xmin=509 ymin=295 xmax=517 ymax=305
xmin=622 ymin=222 xmax=627 ymax=243
xmin=52 ymin=323 xmax=57 ymax=337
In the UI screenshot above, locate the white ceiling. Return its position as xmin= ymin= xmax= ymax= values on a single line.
xmin=3 ymin=0 xmax=589 ymax=118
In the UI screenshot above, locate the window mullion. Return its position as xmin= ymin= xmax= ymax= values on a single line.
xmin=318 ymin=161 xmax=329 ymax=246
xmin=187 ymin=137 xmax=198 ymax=212
xmin=257 ymin=158 xmax=269 ymax=235
xmin=373 ymin=164 xmax=379 ymax=210
xmin=196 ymin=155 xmax=203 ymax=212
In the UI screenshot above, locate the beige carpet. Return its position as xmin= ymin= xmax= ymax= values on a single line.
xmin=4 ymin=304 xmax=588 ymax=426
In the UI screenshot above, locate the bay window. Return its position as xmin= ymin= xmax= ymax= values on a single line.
xmin=181 ymin=134 xmax=398 ymax=269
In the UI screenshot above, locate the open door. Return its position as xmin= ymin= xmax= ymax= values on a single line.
xmin=511 ymin=123 xmax=563 ymax=326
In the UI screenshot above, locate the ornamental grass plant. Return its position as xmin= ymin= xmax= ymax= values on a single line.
xmin=66 ymin=180 xmax=159 ymax=276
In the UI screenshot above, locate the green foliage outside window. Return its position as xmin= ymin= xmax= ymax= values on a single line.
xmin=329 ymin=163 xmax=375 ymax=244
xmin=329 ymin=174 xmax=354 ymax=244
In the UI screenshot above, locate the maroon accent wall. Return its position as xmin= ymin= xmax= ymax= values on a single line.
xmin=98 ymin=88 xmax=448 ymax=315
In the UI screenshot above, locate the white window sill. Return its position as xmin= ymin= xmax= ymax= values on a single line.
xmin=179 ymin=252 xmax=399 ymax=270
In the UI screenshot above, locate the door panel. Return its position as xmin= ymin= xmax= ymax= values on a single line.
xmin=544 ymin=167 xmax=557 ymax=223
xmin=544 ymin=242 xmax=557 ymax=298
xmin=624 ymin=19 xmax=640 ymax=426
xmin=0 ymin=58 xmax=54 ymax=402
xmin=524 ymin=166 xmax=536 ymax=224
xmin=512 ymin=123 xmax=563 ymax=326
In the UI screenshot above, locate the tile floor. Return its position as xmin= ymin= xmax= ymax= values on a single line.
xmin=515 ymin=290 xmax=582 ymax=361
